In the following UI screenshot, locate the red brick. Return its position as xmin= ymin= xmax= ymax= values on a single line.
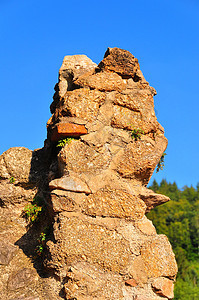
xmin=51 ymin=123 xmax=87 ymax=142
xmin=125 ymin=278 xmax=138 ymax=287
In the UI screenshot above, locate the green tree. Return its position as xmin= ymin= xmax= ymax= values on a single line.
xmin=147 ymin=179 xmax=199 ymax=299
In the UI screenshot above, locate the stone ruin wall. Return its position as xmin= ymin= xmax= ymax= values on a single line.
xmin=0 ymin=48 xmax=177 ymax=300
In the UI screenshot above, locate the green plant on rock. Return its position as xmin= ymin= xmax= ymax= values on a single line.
xmin=56 ymin=137 xmax=75 ymax=148
xmin=35 ymin=225 xmax=51 ymax=256
xmin=36 ymin=231 xmax=47 ymax=255
xmin=9 ymin=177 xmax=15 ymax=184
xmin=23 ymin=196 xmax=44 ymax=224
xmin=131 ymin=128 xmax=145 ymax=141
xmin=156 ymin=152 xmax=167 ymax=173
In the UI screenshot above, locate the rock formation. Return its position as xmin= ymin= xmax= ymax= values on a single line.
xmin=0 ymin=48 xmax=177 ymax=299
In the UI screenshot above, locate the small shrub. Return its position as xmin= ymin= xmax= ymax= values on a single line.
xmin=56 ymin=137 xmax=75 ymax=148
xmin=23 ymin=196 xmax=44 ymax=224
xmin=156 ymin=152 xmax=167 ymax=173
xmin=131 ymin=128 xmax=145 ymax=141
xmin=35 ymin=226 xmax=52 ymax=256
xmin=36 ymin=231 xmax=46 ymax=255
xmin=23 ymin=203 xmax=42 ymax=223
xmin=9 ymin=177 xmax=15 ymax=184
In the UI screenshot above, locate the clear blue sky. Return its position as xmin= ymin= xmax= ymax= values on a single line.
xmin=0 ymin=0 xmax=199 ymax=188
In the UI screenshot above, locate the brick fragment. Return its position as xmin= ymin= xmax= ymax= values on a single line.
xmin=125 ymin=278 xmax=138 ymax=287
xmin=51 ymin=123 xmax=87 ymax=141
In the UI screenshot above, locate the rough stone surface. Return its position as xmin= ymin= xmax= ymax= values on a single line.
xmin=135 ymin=216 xmax=157 ymax=235
xmin=0 ymin=182 xmax=37 ymax=206
xmin=58 ymin=139 xmax=111 ymax=175
xmin=82 ymin=187 xmax=146 ymax=220
xmin=111 ymin=135 xmax=167 ymax=185
xmin=139 ymin=187 xmax=170 ymax=211
xmin=98 ymin=47 xmax=140 ymax=78
xmin=50 ymin=189 xmax=82 ymax=213
xmin=49 ymin=175 xmax=91 ymax=194
xmin=63 ymin=262 xmax=124 ymax=299
xmin=141 ymin=235 xmax=178 ymax=278
xmin=50 ymin=54 xmax=97 ymax=113
xmin=74 ymin=70 xmax=127 ymax=92
xmin=0 ymin=48 xmax=177 ymax=300
xmin=8 ymin=268 xmax=38 ymax=290
xmin=0 ymin=240 xmax=18 ymax=265
xmin=50 ymin=88 xmax=106 ymax=128
xmin=152 ymin=277 xmax=174 ymax=299
xmin=0 ymin=147 xmax=48 ymax=186
xmin=0 ymin=147 xmax=33 ymax=183
xmin=47 ymin=214 xmax=132 ymax=274
xmin=10 ymin=297 xmax=40 ymax=300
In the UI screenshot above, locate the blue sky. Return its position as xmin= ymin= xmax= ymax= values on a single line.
xmin=0 ymin=0 xmax=199 ymax=188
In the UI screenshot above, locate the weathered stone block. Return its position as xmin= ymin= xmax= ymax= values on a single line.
xmin=74 ymin=70 xmax=127 ymax=92
xmin=125 ymin=278 xmax=138 ymax=287
xmin=82 ymin=187 xmax=146 ymax=220
xmin=49 ymin=175 xmax=91 ymax=194
xmin=0 ymin=240 xmax=18 ymax=265
xmin=48 ymin=215 xmax=132 ymax=274
xmin=152 ymin=277 xmax=174 ymax=299
xmin=0 ymin=182 xmax=36 ymax=206
xmin=7 ymin=268 xmax=38 ymax=290
xmin=64 ymin=262 xmax=124 ymax=299
xmin=0 ymin=147 xmax=32 ymax=183
xmin=58 ymin=140 xmax=111 ymax=175
xmin=139 ymin=188 xmax=170 ymax=212
xmin=50 ymin=55 xmax=97 ymax=113
xmin=135 ymin=216 xmax=157 ymax=235
xmin=59 ymin=88 xmax=106 ymax=122
xmin=141 ymin=235 xmax=178 ymax=278
xmin=98 ymin=47 xmax=140 ymax=78
xmin=51 ymin=189 xmax=82 ymax=213
xmin=111 ymin=135 xmax=167 ymax=185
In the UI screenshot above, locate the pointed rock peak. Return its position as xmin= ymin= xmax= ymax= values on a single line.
xmin=98 ymin=47 xmax=140 ymax=79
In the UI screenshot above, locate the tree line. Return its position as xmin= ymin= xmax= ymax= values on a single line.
xmin=148 ymin=179 xmax=199 ymax=299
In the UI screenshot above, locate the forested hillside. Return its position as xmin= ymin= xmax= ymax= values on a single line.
xmin=148 ymin=180 xmax=199 ymax=299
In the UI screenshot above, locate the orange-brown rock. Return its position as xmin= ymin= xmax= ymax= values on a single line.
xmin=63 ymin=262 xmax=124 ymax=299
xmin=74 ymin=70 xmax=127 ymax=92
xmin=0 ymin=147 xmax=33 ymax=183
xmin=49 ymin=175 xmax=91 ymax=194
xmin=51 ymin=122 xmax=87 ymax=142
xmin=128 ymin=256 xmax=149 ymax=285
xmin=111 ymin=135 xmax=167 ymax=185
xmin=47 ymin=214 xmax=132 ymax=274
xmin=58 ymin=88 xmax=105 ymax=122
xmin=58 ymin=139 xmax=111 ymax=175
xmin=141 ymin=235 xmax=178 ymax=278
xmin=0 ymin=48 xmax=177 ymax=300
xmin=152 ymin=277 xmax=174 ymax=299
xmin=135 ymin=216 xmax=157 ymax=235
xmin=109 ymin=91 xmax=159 ymax=134
xmin=50 ymin=189 xmax=82 ymax=213
xmin=0 ymin=147 xmax=48 ymax=186
xmin=98 ymin=47 xmax=140 ymax=78
xmin=50 ymin=55 xmax=97 ymax=114
xmin=82 ymin=187 xmax=146 ymax=220
xmin=125 ymin=278 xmax=138 ymax=287
xmin=8 ymin=268 xmax=38 ymax=291
xmin=45 ymin=48 xmax=177 ymax=299
xmin=139 ymin=187 xmax=170 ymax=212
xmin=0 ymin=240 xmax=18 ymax=265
